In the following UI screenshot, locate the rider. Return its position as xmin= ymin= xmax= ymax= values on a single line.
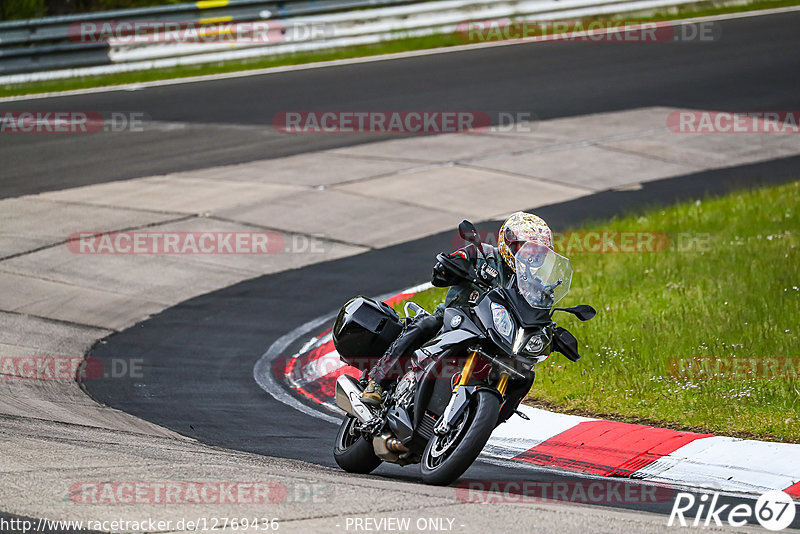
xmin=361 ymin=211 xmax=554 ymax=406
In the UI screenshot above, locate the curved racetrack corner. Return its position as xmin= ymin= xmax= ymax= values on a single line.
xmin=85 ymin=158 xmax=800 ymax=528
xmin=2 ymin=10 xmax=798 ymax=531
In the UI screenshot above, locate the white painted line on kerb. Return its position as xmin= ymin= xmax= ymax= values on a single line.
xmin=252 ymin=284 xmax=424 ymax=425
xmin=3 ymin=5 xmax=800 ymax=103
xmin=253 ymin=310 xmax=343 ymax=426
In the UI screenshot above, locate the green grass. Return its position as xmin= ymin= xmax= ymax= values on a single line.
xmin=3 ymin=0 xmax=799 ymax=98
xmin=394 ymin=181 xmax=800 ymax=441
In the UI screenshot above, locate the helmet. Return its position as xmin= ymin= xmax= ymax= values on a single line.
xmin=498 ymin=211 xmax=553 ymax=269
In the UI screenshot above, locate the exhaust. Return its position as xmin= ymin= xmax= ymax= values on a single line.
xmin=372 ymin=433 xmax=410 ymax=463
xmin=385 ymin=437 xmax=408 ymax=453
xmin=335 ymin=375 xmax=376 ymax=424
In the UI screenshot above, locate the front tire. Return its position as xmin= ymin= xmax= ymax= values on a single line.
xmin=333 ymin=416 xmax=382 ymax=474
xmin=420 ymin=390 xmax=500 ymax=486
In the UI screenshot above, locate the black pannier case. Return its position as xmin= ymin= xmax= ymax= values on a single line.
xmin=332 ymin=296 xmax=403 ymax=370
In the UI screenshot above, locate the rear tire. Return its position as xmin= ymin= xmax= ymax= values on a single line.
xmin=420 ymin=390 xmax=499 ymax=486
xmin=333 ymin=416 xmax=382 ymax=474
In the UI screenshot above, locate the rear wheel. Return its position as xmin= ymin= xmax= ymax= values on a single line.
xmin=333 ymin=416 xmax=382 ymax=474
xmin=420 ymin=390 xmax=499 ymax=486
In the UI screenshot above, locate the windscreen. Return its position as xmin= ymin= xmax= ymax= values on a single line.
xmin=514 ymin=242 xmax=572 ymax=309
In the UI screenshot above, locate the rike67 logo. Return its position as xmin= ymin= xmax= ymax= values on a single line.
xmin=669 ymin=491 xmax=796 ymax=531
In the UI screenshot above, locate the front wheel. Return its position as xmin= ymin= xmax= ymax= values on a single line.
xmin=333 ymin=416 xmax=382 ymax=474
xmin=420 ymin=390 xmax=500 ymax=486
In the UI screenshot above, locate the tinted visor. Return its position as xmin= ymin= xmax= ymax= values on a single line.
xmin=507 ymin=239 xmax=523 ymax=252
xmin=504 ymin=225 xmax=526 ymax=256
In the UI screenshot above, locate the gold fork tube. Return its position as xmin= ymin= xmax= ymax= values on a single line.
xmin=497 ymin=372 xmax=510 ymax=396
xmin=454 ymin=351 xmax=478 ymax=392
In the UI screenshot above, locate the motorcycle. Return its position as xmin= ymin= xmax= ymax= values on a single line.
xmin=330 ymin=220 xmax=595 ymax=485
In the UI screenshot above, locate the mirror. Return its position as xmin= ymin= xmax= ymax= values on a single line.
xmin=458 ymin=219 xmax=487 ymax=261
xmin=554 ymin=304 xmax=596 ymax=321
xmin=566 ymin=304 xmax=596 ymax=321
xmin=458 ymin=220 xmax=480 ymax=244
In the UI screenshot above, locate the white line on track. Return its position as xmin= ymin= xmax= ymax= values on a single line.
xmin=253 ymin=286 xmax=410 ymax=426
xmin=253 ymin=310 xmax=342 ymax=425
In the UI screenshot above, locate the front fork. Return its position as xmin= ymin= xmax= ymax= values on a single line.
xmin=497 ymin=372 xmax=509 ymax=396
xmin=454 ymin=350 xmax=478 ymax=392
xmin=434 ymin=351 xmax=508 ymax=435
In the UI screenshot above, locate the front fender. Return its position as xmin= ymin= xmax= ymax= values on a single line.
xmin=434 ymin=385 xmax=504 ymax=435
xmin=413 ymin=331 xmax=480 ymax=428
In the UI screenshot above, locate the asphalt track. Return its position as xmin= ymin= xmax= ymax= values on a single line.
xmin=85 ymin=158 xmax=800 ymax=527
xmin=5 ymin=8 xmax=798 ymax=528
xmin=1 ymin=11 xmax=799 ymax=198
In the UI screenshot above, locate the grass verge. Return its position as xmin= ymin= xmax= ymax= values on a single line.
xmin=395 ymin=181 xmax=800 ymax=441
xmin=2 ymin=0 xmax=800 ymax=98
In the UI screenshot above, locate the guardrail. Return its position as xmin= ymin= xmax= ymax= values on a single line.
xmin=0 ymin=0 xmax=416 ymax=77
xmin=1 ymin=0 xmax=707 ymax=84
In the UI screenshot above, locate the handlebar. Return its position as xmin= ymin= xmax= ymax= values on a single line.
xmin=436 ymin=252 xmax=492 ymax=290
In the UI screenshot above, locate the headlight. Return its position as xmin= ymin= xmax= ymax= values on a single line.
xmin=490 ymin=302 xmax=513 ymax=337
xmin=525 ymin=335 xmax=545 ymax=354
